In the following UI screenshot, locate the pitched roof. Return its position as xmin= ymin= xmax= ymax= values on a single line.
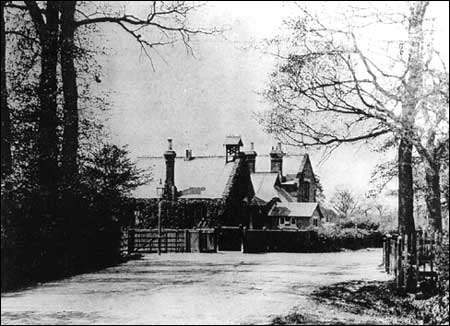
xmin=224 ymin=136 xmax=243 ymax=146
xmin=255 ymin=154 xmax=308 ymax=175
xmin=268 ymin=202 xmax=321 ymax=218
xmin=131 ymin=156 xmax=235 ymax=199
xmin=131 ymin=152 xmax=312 ymax=201
xmin=250 ymin=172 xmax=294 ymax=203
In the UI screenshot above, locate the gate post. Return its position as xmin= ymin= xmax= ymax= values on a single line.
xmin=185 ymin=229 xmax=190 ymax=252
xmin=242 ymin=226 xmax=247 ymax=253
xmin=128 ymin=229 xmax=135 ymax=255
xmin=396 ymin=235 xmax=404 ymax=290
xmin=385 ymin=234 xmax=391 ymax=273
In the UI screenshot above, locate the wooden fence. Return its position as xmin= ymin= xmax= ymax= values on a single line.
xmin=383 ymin=231 xmax=444 ymax=291
xmin=122 ymin=226 xmax=383 ymax=255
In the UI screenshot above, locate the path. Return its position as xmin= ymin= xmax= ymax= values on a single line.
xmin=1 ymin=248 xmax=392 ymax=324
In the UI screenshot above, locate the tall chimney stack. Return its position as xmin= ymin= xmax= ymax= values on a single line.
xmin=244 ymin=141 xmax=257 ymax=174
xmin=164 ymin=138 xmax=177 ymax=200
xmin=270 ymin=142 xmax=284 ymax=175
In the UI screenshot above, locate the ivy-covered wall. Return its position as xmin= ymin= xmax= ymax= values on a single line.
xmin=221 ymin=155 xmax=255 ymax=226
xmin=133 ymin=198 xmax=225 ymax=228
xmin=131 ymin=154 xmax=255 ymax=229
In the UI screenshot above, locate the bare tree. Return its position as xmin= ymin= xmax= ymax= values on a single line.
xmin=260 ymin=1 xmax=448 ymax=233
xmin=330 ymin=187 xmax=358 ymax=219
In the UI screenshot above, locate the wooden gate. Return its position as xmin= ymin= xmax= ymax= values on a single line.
xmin=121 ymin=228 xmax=218 ymax=254
xmin=126 ymin=228 xmax=190 ymax=253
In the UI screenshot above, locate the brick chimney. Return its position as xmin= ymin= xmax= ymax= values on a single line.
xmin=244 ymin=142 xmax=257 ymax=173
xmin=270 ymin=142 xmax=284 ymax=175
xmin=164 ymin=138 xmax=177 ymax=200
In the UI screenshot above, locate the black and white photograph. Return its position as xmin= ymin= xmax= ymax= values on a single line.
xmin=1 ymin=1 xmax=449 ymax=325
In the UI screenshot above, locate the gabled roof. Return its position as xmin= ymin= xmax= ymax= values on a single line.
xmin=224 ymin=136 xmax=243 ymax=146
xmin=132 ymin=156 xmax=235 ymax=199
xmin=268 ymin=202 xmax=322 ymax=218
xmin=255 ymin=154 xmax=309 ymax=176
xmin=250 ymin=172 xmax=294 ymax=204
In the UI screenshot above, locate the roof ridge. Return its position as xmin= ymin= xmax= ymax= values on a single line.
xmin=137 ymin=155 xmax=226 ymax=159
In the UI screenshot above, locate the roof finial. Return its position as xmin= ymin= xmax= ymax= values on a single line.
xmin=168 ymin=138 xmax=173 ymax=150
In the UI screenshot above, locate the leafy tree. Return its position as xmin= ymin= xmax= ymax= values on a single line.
xmin=1 ymin=1 xmax=218 ymax=289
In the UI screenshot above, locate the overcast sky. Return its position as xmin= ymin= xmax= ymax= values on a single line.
xmin=94 ymin=1 xmax=449 ymax=201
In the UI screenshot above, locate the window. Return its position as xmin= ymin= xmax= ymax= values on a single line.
xmin=312 ymin=218 xmax=318 ymax=227
xmin=284 ymin=217 xmax=290 ymax=225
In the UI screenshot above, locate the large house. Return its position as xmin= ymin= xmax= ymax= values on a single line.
xmin=131 ymin=136 xmax=322 ymax=229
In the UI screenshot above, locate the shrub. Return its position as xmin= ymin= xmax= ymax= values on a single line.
xmin=311 ymin=224 xmax=382 ymax=251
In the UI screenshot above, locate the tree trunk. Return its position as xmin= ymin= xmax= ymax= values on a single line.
xmin=60 ymin=0 xmax=78 ymax=274
xmin=1 ymin=1 xmax=12 ymax=179
xmin=398 ymin=137 xmax=415 ymax=234
xmin=36 ymin=2 xmax=60 ymax=216
xmin=425 ymin=160 xmax=442 ymax=232
xmin=61 ymin=1 xmax=78 ymax=189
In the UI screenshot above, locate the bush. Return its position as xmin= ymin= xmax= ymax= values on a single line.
xmin=340 ymin=217 xmax=380 ymax=231
xmin=311 ymin=224 xmax=382 ymax=251
xmin=1 ymin=144 xmax=147 ymax=292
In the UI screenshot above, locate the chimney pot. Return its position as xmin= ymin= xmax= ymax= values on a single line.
xmin=251 ymin=142 xmax=254 ymax=150
xmin=185 ymin=148 xmax=193 ymax=161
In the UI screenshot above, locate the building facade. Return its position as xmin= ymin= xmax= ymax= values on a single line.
xmin=131 ymin=137 xmax=322 ymax=229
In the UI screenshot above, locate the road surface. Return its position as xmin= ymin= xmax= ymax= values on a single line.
xmin=1 ymin=248 xmax=391 ymax=324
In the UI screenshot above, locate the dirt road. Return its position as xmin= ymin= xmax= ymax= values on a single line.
xmin=1 ymin=249 xmax=392 ymax=324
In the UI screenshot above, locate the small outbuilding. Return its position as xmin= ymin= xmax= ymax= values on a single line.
xmin=268 ymin=202 xmax=323 ymax=229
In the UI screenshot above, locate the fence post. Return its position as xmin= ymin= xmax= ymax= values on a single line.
xmin=214 ymin=228 xmax=219 ymax=252
xmin=128 ymin=228 xmax=135 ymax=255
xmin=242 ymin=226 xmax=247 ymax=253
xmin=397 ymin=235 xmax=404 ymax=290
xmin=385 ymin=234 xmax=391 ymax=273
xmin=382 ymin=236 xmax=386 ymax=267
xmin=165 ymin=232 xmax=169 ymax=253
xmin=185 ymin=229 xmax=190 ymax=252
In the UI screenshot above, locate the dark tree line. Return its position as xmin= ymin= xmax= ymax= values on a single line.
xmin=1 ymin=1 xmax=214 ymax=291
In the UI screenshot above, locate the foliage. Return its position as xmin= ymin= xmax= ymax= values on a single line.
xmin=80 ymin=144 xmax=149 ymax=199
xmin=1 ymin=143 xmax=147 ymax=291
xmin=339 ymin=218 xmax=380 ymax=231
xmin=134 ymin=198 xmax=225 ymax=229
xmin=417 ymin=236 xmax=449 ymax=325
xmin=310 ymin=224 xmax=383 ymax=251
